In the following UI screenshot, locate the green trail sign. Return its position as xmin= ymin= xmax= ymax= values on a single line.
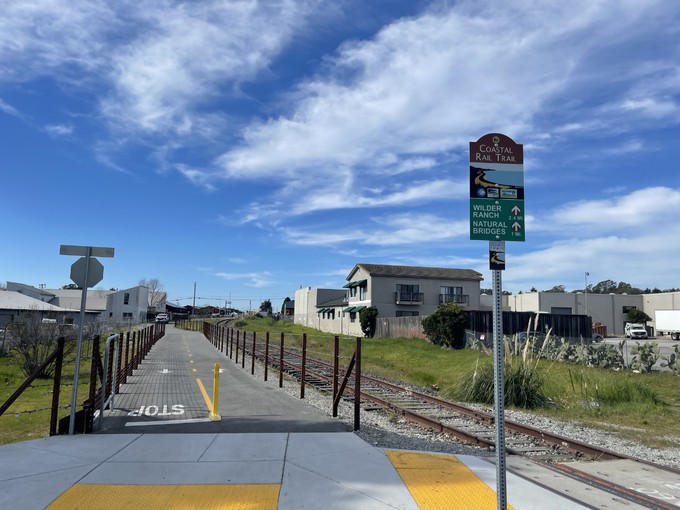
xmin=469 ymin=133 xmax=525 ymax=242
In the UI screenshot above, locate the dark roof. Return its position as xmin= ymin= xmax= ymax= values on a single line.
xmin=317 ymin=296 xmax=347 ymax=308
xmin=349 ymin=263 xmax=483 ymax=281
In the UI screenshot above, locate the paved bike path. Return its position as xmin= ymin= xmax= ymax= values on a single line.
xmin=99 ymin=325 xmax=349 ymax=434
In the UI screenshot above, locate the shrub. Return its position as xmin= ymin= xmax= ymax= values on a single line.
xmin=422 ymin=304 xmax=466 ymax=349
xmin=359 ymin=307 xmax=378 ymax=337
xmin=454 ymin=359 xmax=553 ymax=409
xmin=7 ymin=313 xmax=70 ymax=378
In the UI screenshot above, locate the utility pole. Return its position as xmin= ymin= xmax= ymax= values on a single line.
xmin=585 ymin=272 xmax=589 ymax=317
xmin=192 ymin=282 xmax=197 ymax=317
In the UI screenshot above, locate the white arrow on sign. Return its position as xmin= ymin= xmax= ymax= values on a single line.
xmin=511 ymin=205 xmax=522 ymax=215
xmin=512 ymin=222 xmax=522 ymax=232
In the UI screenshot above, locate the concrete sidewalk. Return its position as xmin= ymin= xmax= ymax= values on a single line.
xmin=0 ymin=326 xmax=630 ymax=508
xmin=0 ymin=432 xmax=591 ymax=509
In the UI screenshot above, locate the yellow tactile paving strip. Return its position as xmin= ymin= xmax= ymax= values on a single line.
xmin=386 ymin=451 xmax=516 ymax=510
xmin=47 ymin=484 xmax=280 ymax=510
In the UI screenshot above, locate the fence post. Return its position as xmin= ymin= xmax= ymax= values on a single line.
xmin=235 ymin=330 xmax=240 ymax=363
xmin=115 ymin=335 xmax=123 ymax=394
xmin=300 ymin=333 xmax=307 ymax=399
xmin=123 ymin=331 xmax=130 ymax=382
xmin=264 ymin=332 xmax=270 ymax=381
xmin=251 ymin=332 xmax=256 ymax=375
xmin=241 ymin=331 xmax=246 ymax=369
xmin=279 ymin=332 xmax=284 ymax=388
xmin=354 ymin=337 xmax=361 ymax=431
xmin=49 ymin=337 xmax=65 ymax=436
xmin=333 ymin=336 xmax=339 ymax=417
xmin=229 ymin=328 xmax=234 ymax=359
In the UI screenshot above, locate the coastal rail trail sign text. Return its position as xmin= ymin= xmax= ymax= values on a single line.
xmin=469 ymin=133 xmax=525 ymax=242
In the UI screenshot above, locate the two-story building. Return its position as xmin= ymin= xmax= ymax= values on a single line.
xmin=295 ymin=263 xmax=483 ymax=336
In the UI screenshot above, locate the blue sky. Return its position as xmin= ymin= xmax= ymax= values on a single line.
xmin=1 ymin=0 xmax=679 ymax=311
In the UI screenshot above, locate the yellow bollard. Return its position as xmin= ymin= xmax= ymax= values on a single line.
xmin=210 ymin=362 xmax=222 ymax=421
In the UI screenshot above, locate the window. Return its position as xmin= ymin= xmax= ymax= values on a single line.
xmin=359 ymin=284 xmax=367 ymax=300
xmin=440 ymin=286 xmax=467 ymax=304
xmin=551 ymin=307 xmax=571 ymax=315
xmin=397 ymin=284 xmax=419 ymax=294
xmin=350 ymin=286 xmax=357 ymax=297
xmin=123 ymin=312 xmax=133 ymax=318
xmin=123 ymin=293 xmax=130 ymax=305
xmin=396 ymin=284 xmax=421 ymax=303
xmin=349 ymin=311 xmax=357 ymax=322
xmin=396 ymin=311 xmax=419 ymax=317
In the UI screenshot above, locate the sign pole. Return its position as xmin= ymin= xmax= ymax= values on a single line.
xmin=492 ymin=264 xmax=507 ymax=509
xmin=69 ymin=247 xmax=91 ymax=435
xmin=60 ymin=244 xmax=114 ymax=435
xmin=469 ymin=133 xmax=523 ymax=509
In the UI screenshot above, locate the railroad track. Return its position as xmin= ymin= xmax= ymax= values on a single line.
xmin=204 ymin=326 xmax=680 ymax=510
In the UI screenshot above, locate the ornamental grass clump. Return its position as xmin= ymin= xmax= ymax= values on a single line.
xmin=454 ymin=357 xmax=554 ymax=410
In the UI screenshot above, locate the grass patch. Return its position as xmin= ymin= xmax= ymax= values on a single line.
xmin=234 ymin=317 xmax=680 ymax=447
xmin=4 ymin=318 xmax=679 ymax=450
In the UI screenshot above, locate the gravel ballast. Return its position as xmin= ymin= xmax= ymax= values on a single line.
xmin=242 ymin=350 xmax=680 ymax=469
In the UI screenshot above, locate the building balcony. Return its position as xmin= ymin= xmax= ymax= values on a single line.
xmin=395 ymin=292 xmax=424 ymax=305
xmin=439 ymin=294 xmax=469 ymax=306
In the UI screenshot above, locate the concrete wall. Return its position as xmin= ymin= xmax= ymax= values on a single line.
xmin=642 ymin=292 xmax=680 ymax=334
xmin=294 ymin=288 xmax=354 ymax=334
xmin=509 ymin=292 xmax=644 ymax=336
xmin=105 ymin=287 xmax=149 ymax=323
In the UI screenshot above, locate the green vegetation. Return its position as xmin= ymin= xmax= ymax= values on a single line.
xmin=234 ymin=317 xmax=680 ymax=448
xmin=3 ymin=317 xmax=679 ymax=450
xmin=421 ymin=303 xmax=466 ymax=349
xmin=359 ymin=307 xmax=378 ymax=338
xmin=0 ymin=344 xmax=92 ymax=445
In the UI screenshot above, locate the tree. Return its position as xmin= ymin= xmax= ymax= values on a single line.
xmin=62 ymin=283 xmax=79 ymax=289
xmin=7 ymin=312 xmax=74 ymax=377
xmin=280 ymin=297 xmax=291 ymax=315
xmin=592 ymin=279 xmax=616 ymax=294
xmin=359 ymin=307 xmax=379 ymax=337
xmin=139 ymin=278 xmax=165 ymax=311
xmin=544 ymin=285 xmax=566 ymax=293
xmin=627 ymin=309 xmax=651 ymax=324
xmin=259 ymin=299 xmax=273 ymax=314
xmin=422 ymin=304 xmax=467 ymax=349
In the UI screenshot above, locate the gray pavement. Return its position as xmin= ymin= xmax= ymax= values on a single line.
xmin=0 ymin=325 xmax=668 ymax=509
xmin=99 ymin=325 xmax=348 ymax=433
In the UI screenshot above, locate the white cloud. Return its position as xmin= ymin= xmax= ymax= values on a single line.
xmin=282 ymin=213 xmax=468 ymax=247
xmin=535 ymin=187 xmax=680 ymax=233
xmin=44 ymin=124 xmax=74 ymax=136
xmin=215 ymin=0 xmax=673 ymax=181
xmin=0 ymin=1 xmax=116 ymax=83
xmin=101 ymin=1 xmax=318 ymax=136
xmin=215 ymin=271 xmax=273 ymax=288
xmin=505 ymin=228 xmax=680 ymax=293
xmin=0 ymin=98 xmax=22 ymax=117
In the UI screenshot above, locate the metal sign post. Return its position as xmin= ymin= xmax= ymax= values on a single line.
xmin=59 ymin=244 xmax=114 ymax=435
xmin=469 ymin=134 xmax=524 ymax=510
xmin=492 ymin=264 xmax=506 ymax=509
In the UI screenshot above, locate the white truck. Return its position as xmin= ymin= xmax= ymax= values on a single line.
xmin=624 ymin=323 xmax=648 ymax=339
xmin=655 ymin=310 xmax=680 ymax=340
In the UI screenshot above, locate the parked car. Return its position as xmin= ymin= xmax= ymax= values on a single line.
xmin=624 ymin=323 xmax=648 ymax=339
xmin=155 ymin=313 xmax=169 ymax=323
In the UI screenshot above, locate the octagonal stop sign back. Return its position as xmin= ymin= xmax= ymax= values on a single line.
xmin=70 ymin=257 xmax=104 ymax=289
